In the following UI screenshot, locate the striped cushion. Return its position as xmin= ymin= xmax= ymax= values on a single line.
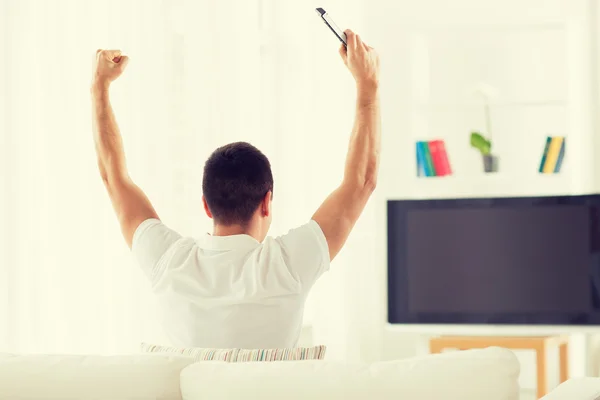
xmin=141 ymin=342 xmax=326 ymax=362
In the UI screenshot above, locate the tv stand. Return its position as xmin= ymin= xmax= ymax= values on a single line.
xmin=429 ymin=335 xmax=569 ymax=399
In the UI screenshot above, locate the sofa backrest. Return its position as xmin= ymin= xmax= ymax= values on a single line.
xmin=0 ymin=347 xmax=519 ymax=400
xmin=180 ymin=347 xmax=520 ymax=400
xmin=540 ymin=378 xmax=600 ymax=400
xmin=0 ymin=353 xmax=195 ymax=399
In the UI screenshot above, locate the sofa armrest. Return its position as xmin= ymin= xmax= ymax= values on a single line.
xmin=541 ymin=378 xmax=600 ymax=400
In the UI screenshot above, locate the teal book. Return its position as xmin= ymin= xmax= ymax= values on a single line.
xmin=416 ymin=142 xmax=426 ymax=177
xmin=418 ymin=141 xmax=435 ymax=176
xmin=538 ymin=136 xmax=552 ymax=173
xmin=554 ymin=138 xmax=566 ymax=173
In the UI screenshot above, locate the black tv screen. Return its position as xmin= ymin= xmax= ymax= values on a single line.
xmin=387 ymin=195 xmax=600 ymax=325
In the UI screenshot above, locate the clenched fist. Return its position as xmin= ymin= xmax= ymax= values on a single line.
xmin=339 ymin=30 xmax=379 ymax=91
xmin=92 ymin=49 xmax=129 ymax=90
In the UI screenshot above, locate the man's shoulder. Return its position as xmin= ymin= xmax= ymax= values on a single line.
xmin=261 ymin=220 xmax=330 ymax=286
xmin=271 ymin=220 xmax=324 ymax=243
xmin=265 ymin=220 xmax=329 ymax=261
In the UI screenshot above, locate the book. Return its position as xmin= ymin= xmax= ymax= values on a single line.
xmin=438 ymin=141 xmax=452 ymax=175
xmin=429 ymin=140 xmax=452 ymax=176
xmin=538 ymin=136 xmax=552 ymax=173
xmin=542 ymin=136 xmax=564 ymax=173
xmin=428 ymin=140 xmax=444 ymax=176
xmin=416 ymin=142 xmax=426 ymax=177
xmin=554 ymin=138 xmax=566 ymax=173
xmin=418 ymin=141 xmax=436 ymax=177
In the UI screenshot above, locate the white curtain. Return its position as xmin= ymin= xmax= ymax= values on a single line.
xmin=1 ymin=0 xmax=373 ymax=359
xmin=1 ymin=0 xmax=182 ymax=354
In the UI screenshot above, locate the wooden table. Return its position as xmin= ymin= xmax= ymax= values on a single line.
xmin=429 ymin=335 xmax=569 ymax=399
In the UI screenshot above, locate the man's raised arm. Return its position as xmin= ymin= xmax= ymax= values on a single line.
xmin=312 ymin=30 xmax=381 ymax=261
xmin=91 ymin=49 xmax=158 ymax=248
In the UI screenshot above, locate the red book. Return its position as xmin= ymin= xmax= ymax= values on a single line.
xmin=428 ymin=140 xmax=452 ymax=176
xmin=438 ymin=140 xmax=452 ymax=175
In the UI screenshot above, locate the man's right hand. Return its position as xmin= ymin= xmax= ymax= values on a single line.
xmin=92 ymin=49 xmax=130 ymax=92
xmin=339 ymin=30 xmax=380 ymax=91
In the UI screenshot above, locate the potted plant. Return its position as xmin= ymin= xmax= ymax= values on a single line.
xmin=470 ymin=83 xmax=499 ymax=173
xmin=470 ymin=131 xmax=497 ymax=173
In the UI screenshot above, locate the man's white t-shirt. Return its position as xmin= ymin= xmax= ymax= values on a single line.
xmin=132 ymin=219 xmax=330 ymax=349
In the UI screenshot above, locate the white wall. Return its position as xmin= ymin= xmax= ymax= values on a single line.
xmin=343 ymin=0 xmax=600 ymax=391
xmin=0 ymin=0 xmax=8 ymax=349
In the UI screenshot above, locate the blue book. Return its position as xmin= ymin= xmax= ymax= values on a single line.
xmin=539 ymin=136 xmax=552 ymax=173
xmin=416 ymin=142 xmax=426 ymax=177
xmin=554 ymin=138 xmax=566 ymax=173
xmin=417 ymin=141 xmax=435 ymax=177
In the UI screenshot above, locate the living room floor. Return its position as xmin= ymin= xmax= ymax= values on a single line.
xmin=521 ymin=389 xmax=536 ymax=400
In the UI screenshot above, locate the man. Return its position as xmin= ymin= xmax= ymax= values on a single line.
xmin=91 ymin=29 xmax=380 ymax=349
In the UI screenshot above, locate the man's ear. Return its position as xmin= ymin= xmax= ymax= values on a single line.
xmin=202 ymin=196 xmax=213 ymax=219
xmin=261 ymin=191 xmax=272 ymax=217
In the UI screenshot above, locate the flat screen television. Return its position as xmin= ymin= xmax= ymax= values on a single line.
xmin=387 ymin=194 xmax=600 ymax=325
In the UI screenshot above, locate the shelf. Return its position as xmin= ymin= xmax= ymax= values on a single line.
xmin=386 ymin=323 xmax=600 ymax=335
xmin=386 ymin=173 xmax=579 ymax=200
xmin=410 ymin=100 xmax=566 ymax=111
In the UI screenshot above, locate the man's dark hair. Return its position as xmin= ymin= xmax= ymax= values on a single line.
xmin=202 ymin=142 xmax=274 ymax=226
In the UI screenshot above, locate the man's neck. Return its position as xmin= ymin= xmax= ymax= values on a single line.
xmin=213 ymin=223 xmax=261 ymax=240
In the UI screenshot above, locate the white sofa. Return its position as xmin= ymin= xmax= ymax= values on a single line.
xmin=0 ymin=347 xmax=594 ymax=399
xmin=540 ymin=378 xmax=600 ymax=400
